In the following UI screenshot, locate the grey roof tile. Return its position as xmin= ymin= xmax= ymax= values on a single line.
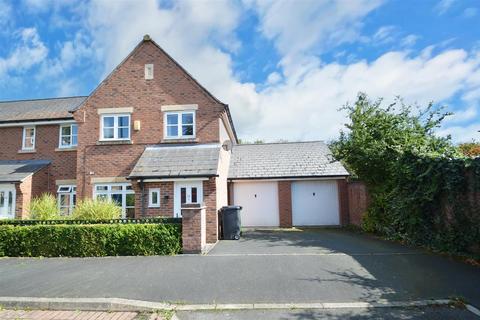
xmin=129 ymin=144 xmax=221 ymax=178
xmin=0 ymin=160 xmax=51 ymax=182
xmin=0 ymin=96 xmax=87 ymax=123
xmin=228 ymin=141 xmax=349 ymax=179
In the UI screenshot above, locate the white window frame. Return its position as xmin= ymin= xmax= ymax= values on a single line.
xmin=100 ymin=114 xmax=131 ymax=141
xmin=57 ymin=185 xmax=76 ymax=216
xmin=148 ymin=188 xmax=161 ymax=208
xmin=93 ymin=183 xmax=135 ymax=218
xmin=58 ymin=124 xmax=78 ymax=148
xmin=22 ymin=126 xmax=36 ymax=150
xmin=145 ymin=64 xmax=154 ymax=80
xmin=164 ymin=111 xmax=196 ymax=139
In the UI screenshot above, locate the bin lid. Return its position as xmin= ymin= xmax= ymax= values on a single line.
xmin=221 ymin=205 xmax=242 ymax=211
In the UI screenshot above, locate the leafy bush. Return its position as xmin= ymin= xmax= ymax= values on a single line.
xmin=72 ymin=199 xmax=122 ymax=220
xmin=0 ymin=223 xmax=181 ymax=257
xmin=28 ymin=194 xmax=61 ymax=220
xmin=331 ymin=93 xmax=480 ymax=255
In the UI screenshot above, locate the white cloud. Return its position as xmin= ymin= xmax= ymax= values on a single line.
xmin=435 ymin=0 xmax=456 ymax=15
xmin=0 ymin=28 xmax=48 ymax=77
xmin=400 ymin=34 xmax=420 ymax=47
xmin=372 ymin=25 xmax=396 ymax=44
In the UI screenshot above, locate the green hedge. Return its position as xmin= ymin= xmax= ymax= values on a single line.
xmin=0 ymin=223 xmax=181 ymax=257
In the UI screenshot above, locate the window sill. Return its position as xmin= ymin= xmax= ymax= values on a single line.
xmin=148 ymin=205 xmax=161 ymax=208
xmin=96 ymin=140 xmax=133 ymax=146
xmin=55 ymin=147 xmax=77 ymax=152
xmin=161 ymin=138 xmax=199 ymax=144
xmin=18 ymin=149 xmax=36 ymax=154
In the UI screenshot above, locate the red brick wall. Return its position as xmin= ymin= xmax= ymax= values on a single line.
xmin=347 ymin=181 xmax=369 ymax=226
xmin=278 ymin=181 xmax=292 ymax=227
xmin=73 ymin=40 xmax=226 ymax=203
xmin=15 ymin=177 xmax=31 ymax=219
xmin=337 ymin=179 xmax=350 ymax=226
xmin=203 ymin=177 xmax=218 ymax=243
xmin=0 ymin=125 xmax=77 ymax=195
xmin=133 ymin=181 xmax=174 ymax=217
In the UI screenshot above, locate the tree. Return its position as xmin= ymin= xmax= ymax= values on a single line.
xmin=330 ymin=93 xmax=458 ymax=187
xmin=458 ymin=141 xmax=480 ymax=158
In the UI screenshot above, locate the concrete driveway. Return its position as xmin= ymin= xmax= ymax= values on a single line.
xmin=0 ymin=228 xmax=478 ymax=310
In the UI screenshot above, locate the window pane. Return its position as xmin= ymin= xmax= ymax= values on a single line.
xmin=126 ymin=208 xmax=135 ymax=219
xmin=126 ymin=194 xmax=135 ymax=207
xmin=8 ymin=191 xmax=13 ymax=215
xmin=167 ymin=114 xmax=178 ymax=125
xmin=59 ymin=194 xmax=69 ymax=207
xmin=111 ymin=194 xmax=122 ymax=206
xmin=126 ymin=185 xmax=133 ymax=190
xmin=103 ymin=128 xmax=114 ymax=139
xmin=151 ymin=191 xmax=158 ymax=205
xmin=61 ymin=136 xmax=71 ymax=146
xmin=118 ymin=127 xmax=129 ymax=138
xmin=97 ymin=194 xmax=108 ymax=201
xmin=111 ymin=186 xmax=122 ymax=191
xmin=61 ymin=126 xmax=71 ymax=136
xmin=118 ymin=116 xmax=129 ymax=127
xmin=182 ymin=125 xmax=193 ymax=136
xmin=182 ymin=113 xmax=193 ymax=124
xmin=26 ymin=128 xmax=34 ymax=138
xmin=0 ymin=192 xmax=4 ymax=206
xmin=191 ymin=187 xmax=197 ymax=203
xmin=103 ymin=116 xmax=114 ymax=127
xmin=181 ymin=188 xmax=186 ymax=204
xmin=167 ymin=125 xmax=178 ymax=137
xmin=72 ymin=125 xmax=78 ymax=135
xmin=72 ymin=135 xmax=78 ymax=146
xmin=96 ymin=186 xmax=108 ymax=191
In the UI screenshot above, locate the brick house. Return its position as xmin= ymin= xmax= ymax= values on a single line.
xmin=0 ymin=35 xmax=349 ymax=244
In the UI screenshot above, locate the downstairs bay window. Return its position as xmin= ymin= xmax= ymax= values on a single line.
xmin=94 ymin=183 xmax=135 ymax=218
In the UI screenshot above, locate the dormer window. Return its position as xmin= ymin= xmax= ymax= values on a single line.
xmin=22 ymin=126 xmax=35 ymax=150
xmin=145 ymin=64 xmax=154 ymax=80
xmin=164 ymin=111 xmax=195 ymax=139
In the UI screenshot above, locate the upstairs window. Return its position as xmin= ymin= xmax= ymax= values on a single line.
xmin=164 ymin=111 xmax=195 ymax=139
xmin=22 ymin=126 xmax=35 ymax=150
xmin=59 ymin=124 xmax=78 ymax=148
xmin=101 ymin=114 xmax=130 ymax=141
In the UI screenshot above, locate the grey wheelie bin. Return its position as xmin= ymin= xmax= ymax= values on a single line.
xmin=220 ymin=206 xmax=242 ymax=240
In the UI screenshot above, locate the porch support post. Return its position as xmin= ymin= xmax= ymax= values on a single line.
xmin=181 ymin=203 xmax=206 ymax=254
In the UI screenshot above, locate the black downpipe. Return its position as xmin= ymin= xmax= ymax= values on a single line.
xmin=139 ymin=180 xmax=146 ymax=217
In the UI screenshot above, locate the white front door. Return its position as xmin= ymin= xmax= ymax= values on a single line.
xmin=0 ymin=185 xmax=16 ymax=219
xmin=174 ymin=181 xmax=203 ymax=217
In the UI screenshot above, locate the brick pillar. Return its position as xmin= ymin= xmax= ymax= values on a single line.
xmin=278 ymin=181 xmax=292 ymax=228
xmin=181 ymin=203 xmax=206 ymax=254
xmin=337 ymin=179 xmax=350 ymax=226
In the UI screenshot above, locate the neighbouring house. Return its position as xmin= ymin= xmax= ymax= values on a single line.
xmin=0 ymin=35 xmax=349 ymax=243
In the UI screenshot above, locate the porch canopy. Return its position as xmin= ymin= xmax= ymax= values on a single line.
xmin=128 ymin=144 xmax=221 ymax=179
xmin=0 ymin=160 xmax=51 ymax=183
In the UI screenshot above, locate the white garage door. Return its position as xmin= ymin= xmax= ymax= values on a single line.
xmin=292 ymin=180 xmax=340 ymax=226
xmin=233 ymin=181 xmax=279 ymax=227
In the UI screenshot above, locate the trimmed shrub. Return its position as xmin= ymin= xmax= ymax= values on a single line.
xmin=72 ymin=199 xmax=122 ymax=220
xmin=0 ymin=223 xmax=181 ymax=257
xmin=28 ymin=194 xmax=61 ymax=220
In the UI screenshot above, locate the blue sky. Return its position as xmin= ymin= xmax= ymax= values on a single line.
xmin=0 ymin=0 xmax=479 ymax=143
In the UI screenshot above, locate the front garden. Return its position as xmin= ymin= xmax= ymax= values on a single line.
xmin=0 ymin=195 xmax=182 ymax=257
